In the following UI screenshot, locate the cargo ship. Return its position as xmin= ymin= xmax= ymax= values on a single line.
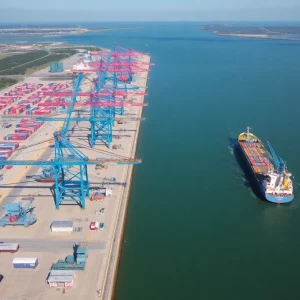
xmin=238 ymin=127 xmax=293 ymax=203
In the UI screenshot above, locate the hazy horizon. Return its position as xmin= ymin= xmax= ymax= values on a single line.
xmin=1 ymin=1 xmax=300 ymax=22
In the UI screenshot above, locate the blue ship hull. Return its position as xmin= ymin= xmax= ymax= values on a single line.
xmin=264 ymin=193 xmax=293 ymax=204
xmin=237 ymin=144 xmax=293 ymax=204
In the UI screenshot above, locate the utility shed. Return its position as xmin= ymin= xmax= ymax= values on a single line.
xmin=51 ymin=220 xmax=73 ymax=232
xmin=49 ymin=62 xmax=64 ymax=73
xmin=47 ymin=270 xmax=76 ymax=288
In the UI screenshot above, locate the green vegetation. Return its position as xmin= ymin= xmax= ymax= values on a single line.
xmin=52 ymin=48 xmax=78 ymax=56
xmin=0 ymin=50 xmax=48 ymax=72
xmin=78 ymin=46 xmax=102 ymax=51
xmin=0 ymin=49 xmax=78 ymax=75
xmin=0 ymin=53 xmax=15 ymax=59
xmin=23 ymin=53 xmax=68 ymax=75
xmin=0 ymin=77 xmax=22 ymax=90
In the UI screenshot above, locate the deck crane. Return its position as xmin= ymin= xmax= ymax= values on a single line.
xmin=266 ymin=141 xmax=285 ymax=174
xmin=0 ymin=72 xmax=142 ymax=209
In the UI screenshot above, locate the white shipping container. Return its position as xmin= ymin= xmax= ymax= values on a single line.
xmin=13 ymin=257 xmax=37 ymax=264
xmin=51 ymin=220 xmax=73 ymax=232
xmin=0 ymin=243 xmax=19 ymax=251
xmin=13 ymin=257 xmax=38 ymax=269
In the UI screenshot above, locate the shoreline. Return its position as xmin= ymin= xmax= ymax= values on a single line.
xmin=215 ymin=33 xmax=300 ymax=41
xmin=0 ymin=27 xmax=139 ymax=40
xmin=99 ymin=55 xmax=150 ymax=300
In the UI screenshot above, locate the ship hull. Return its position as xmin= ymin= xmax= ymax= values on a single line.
xmin=237 ymin=143 xmax=293 ymax=204
xmin=265 ymin=193 xmax=294 ymax=204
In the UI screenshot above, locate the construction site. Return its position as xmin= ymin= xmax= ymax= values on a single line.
xmin=0 ymin=44 xmax=152 ymax=300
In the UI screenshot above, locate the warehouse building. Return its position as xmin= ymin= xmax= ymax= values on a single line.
xmin=47 ymin=270 xmax=76 ymax=288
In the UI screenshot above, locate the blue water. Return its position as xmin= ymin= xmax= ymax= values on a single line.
xmin=4 ymin=22 xmax=300 ymax=299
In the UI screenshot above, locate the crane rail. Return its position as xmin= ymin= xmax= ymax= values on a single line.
xmin=0 ymin=158 xmax=142 ymax=166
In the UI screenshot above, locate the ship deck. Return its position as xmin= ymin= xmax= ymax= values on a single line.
xmin=239 ymin=141 xmax=273 ymax=175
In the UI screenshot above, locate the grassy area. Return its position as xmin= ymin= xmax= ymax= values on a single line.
xmin=0 ymin=50 xmax=48 ymax=72
xmin=25 ymin=62 xmax=53 ymax=75
xmin=77 ymin=46 xmax=102 ymax=51
xmin=0 ymin=49 xmax=78 ymax=75
xmin=52 ymin=48 xmax=78 ymax=56
xmin=0 ymin=77 xmax=22 ymax=90
xmin=0 ymin=53 xmax=16 ymax=59
xmin=24 ymin=53 xmax=72 ymax=75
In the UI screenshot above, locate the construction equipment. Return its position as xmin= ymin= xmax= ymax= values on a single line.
xmin=51 ymin=242 xmax=88 ymax=270
xmin=95 ymin=163 xmax=108 ymax=170
xmin=90 ymin=221 xmax=104 ymax=230
xmin=0 ymin=200 xmax=37 ymax=227
xmin=90 ymin=192 xmax=104 ymax=201
xmin=94 ymin=208 xmax=105 ymax=215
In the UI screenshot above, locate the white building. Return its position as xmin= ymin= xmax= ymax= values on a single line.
xmin=47 ymin=270 xmax=76 ymax=288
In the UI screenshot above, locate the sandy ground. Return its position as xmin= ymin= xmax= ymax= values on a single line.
xmin=0 ymin=52 xmax=150 ymax=300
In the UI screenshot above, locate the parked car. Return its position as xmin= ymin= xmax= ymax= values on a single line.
xmin=0 ymin=274 xmax=3 ymax=282
xmin=2 ymin=123 xmax=12 ymax=129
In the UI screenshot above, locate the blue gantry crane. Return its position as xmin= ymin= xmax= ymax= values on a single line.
xmin=0 ymin=72 xmax=142 ymax=209
xmin=89 ymin=45 xmax=115 ymax=148
xmin=0 ymin=44 xmax=150 ymax=210
xmin=88 ymin=44 xmax=149 ymax=148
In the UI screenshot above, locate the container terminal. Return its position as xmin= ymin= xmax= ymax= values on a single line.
xmin=0 ymin=44 xmax=152 ymax=299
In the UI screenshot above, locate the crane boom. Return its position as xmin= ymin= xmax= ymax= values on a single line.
xmin=61 ymin=72 xmax=83 ymax=137
xmin=266 ymin=141 xmax=285 ymax=173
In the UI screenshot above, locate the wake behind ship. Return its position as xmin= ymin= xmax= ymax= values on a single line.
xmin=238 ymin=127 xmax=293 ymax=203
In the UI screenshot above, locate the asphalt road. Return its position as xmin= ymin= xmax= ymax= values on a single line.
xmin=0 ymin=238 xmax=106 ymax=252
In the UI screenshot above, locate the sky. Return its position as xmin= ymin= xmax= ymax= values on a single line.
xmin=1 ymin=0 xmax=300 ymax=21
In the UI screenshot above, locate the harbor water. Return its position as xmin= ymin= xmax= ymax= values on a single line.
xmin=6 ymin=22 xmax=300 ymax=299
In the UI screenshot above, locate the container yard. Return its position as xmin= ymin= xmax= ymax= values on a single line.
xmin=0 ymin=45 xmax=152 ymax=300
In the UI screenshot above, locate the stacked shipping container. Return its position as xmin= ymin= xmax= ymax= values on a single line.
xmin=3 ymin=119 xmax=44 ymax=141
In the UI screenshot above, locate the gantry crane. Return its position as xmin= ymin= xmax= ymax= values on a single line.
xmin=0 ymin=44 xmax=151 ymax=209
xmin=0 ymin=72 xmax=142 ymax=209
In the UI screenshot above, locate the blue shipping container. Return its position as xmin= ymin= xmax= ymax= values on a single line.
xmin=13 ymin=258 xmax=38 ymax=269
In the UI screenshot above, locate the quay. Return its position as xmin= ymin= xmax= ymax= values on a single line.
xmin=0 ymin=47 xmax=151 ymax=300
